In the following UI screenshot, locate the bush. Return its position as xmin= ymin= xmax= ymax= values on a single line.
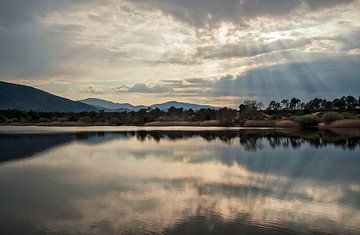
xmin=0 ymin=115 xmax=6 ymax=123
xmin=329 ymin=120 xmax=360 ymax=128
xmin=38 ymin=117 xmax=50 ymax=123
xmin=323 ymin=112 xmax=344 ymax=124
xmin=275 ymin=120 xmax=299 ymax=128
xmin=342 ymin=112 xmax=355 ymax=119
xmin=239 ymin=108 xmax=266 ymax=120
xmin=109 ymin=117 xmax=121 ymax=125
xmin=7 ymin=118 xmax=18 ymax=123
xmin=78 ymin=116 xmax=92 ymax=123
xmin=295 ymin=115 xmax=320 ymax=128
xmin=57 ymin=117 xmax=69 ymax=122
xmin=243 ymin=120 xmax=276 ymax=127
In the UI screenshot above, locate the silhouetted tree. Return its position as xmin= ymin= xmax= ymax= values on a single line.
xmin=345 ymin=95 xmax=357 ymax=109
xmin=281 ymin=99 xmax=289 ymax=110
xmin=290 ymin=98 xmax=301 ymax=110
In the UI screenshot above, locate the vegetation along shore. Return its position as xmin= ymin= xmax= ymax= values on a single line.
xmin=1 ymin=96 xmax=359 ymax=129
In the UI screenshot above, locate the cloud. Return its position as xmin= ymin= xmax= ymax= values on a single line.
xmin=116 ymin=83 xmax=174 ymax=93
xmin=211 ymin=55 xmax=360 ymax=100
xmin=0 ymin=0 xmax=92 ymax=78
xmin=0 ymin=0 xmax=71 ymax=27
xmin=195 ymin=38 xmax=312 ymax=59
xmin=129 ymin=0 xmax=355 ymax=28
xmin=305 ymin=0 xmax=355 ymax=10
xmin=0 ymin=0 xmax=358 ymax=106
xmin=151 ymin=55 xmax=360 ymax=102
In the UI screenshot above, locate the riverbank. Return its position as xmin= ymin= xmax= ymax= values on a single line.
xmin=1 ymin=119 xmax=360 ymax=129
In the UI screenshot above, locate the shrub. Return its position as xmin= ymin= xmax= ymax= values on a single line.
xmin=239 ymin=108 xmax=266 ymax=120
xmin=0 ymin=115 xmax=6 ymax=123
xmin=295 ymin=115 xmax=320 ymax=128
xmin=342 ymin=112 xmax=355 ymax=119
xmin=323 ymin=112 xmax=344 ymax=124
xmin=38 ymin=117 xmax=50 ymax=123
xmin=243 ymin=120 xmax=276 ymax=127
xmin=109 ymin=117 xmax=121 ymax=125
xmin=275 ymin=120 xmax=299 ymax=128
xmin=78 ymin=116 xmax=92 ymax=123
xmin=330 ymin=120 xmax=360 ymax=128
xmin=68 ymin=116 xmax=79 ymax=122
xmin=7 ymin=118 xmax=18 ymax=123
xmin=57 ymin=117 xmax=69 ymax=122
xmin=271 ymin=114 xmax=281 ymax=120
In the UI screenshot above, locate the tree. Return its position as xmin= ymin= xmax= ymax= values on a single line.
xmin=268 ymin=101 xmax=281 ymax=111
xmin=306 ymin=98 xmax=323 ymax=111
xmin=300 ymin=102 xmax=306 ymax=110
xmin=281 ymin=99 xmax=289 ymax=110
xmin=216 ymin=108 xmax=237 ymax=125
xmin=333 ymin=98 xmax=346 ymax=110
xmin=345 ymin=95 xmax=357 ymax=110
xmin=324 ymin=100 xmax=333 ymax=111
xmin=290 ymin=98 xmax=301 ymax=110
xmin=240 ymin=100 xmax=261 ymax=111
xmin=268 ymin=101 xmax=277 ymax=110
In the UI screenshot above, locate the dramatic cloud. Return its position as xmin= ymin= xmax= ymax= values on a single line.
xmin=209 ymin=55 xmax=360 ymax=101
xmin=116 ymin=83 xmax=173 ymax=93
xmin=130 ymin=0 xmax=355 ymax=27
xmin=0 ymin=0 xmax=359 ymax=106
xmin=195 ymin=38 xmax=312 ymax=59
xmin=147 ymin=55 xmax=360 ymax=106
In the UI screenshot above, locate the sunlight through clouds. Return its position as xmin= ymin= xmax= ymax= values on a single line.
xmin=0 ymin=0 xmax=359 ymax=106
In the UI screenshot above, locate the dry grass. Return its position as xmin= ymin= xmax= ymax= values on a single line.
xmin=243 ymin=120 xmax=299 ymax=128
xmin=144 ymin=121 xmax=200 ymax=126
xmin=145 ymin=120 xmax=223 ymax=127
xmin=199 ymin=120 xmax=222 ymax=126
xmin=243 ymin=120 xmax=276 ymax=127
xmin=275 ymin=120 xmax=299 ymax=128
xmin=329 ymin=119 xmax=360 ymax=128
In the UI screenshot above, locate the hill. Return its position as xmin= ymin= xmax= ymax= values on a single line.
xmin=0 ymin=81 xmax=98 ymax=112
xmin=150 ymin=101 xmax=215 ymax=111
xmin=78 ymin=98 xmax=146 ymax=112
xmin=79 ymin=98 xmax=216 ymax=111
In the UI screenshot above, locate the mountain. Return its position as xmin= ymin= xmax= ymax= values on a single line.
xmin=0 ymin=82 xmax=216 ymax=113
xmin=0 ymin=81 xmax=98 ymax=112
xmin=79 ymin=98 xmax=216 ymax=111
xmin=78 ymin=98 xmax=146 ymax=112
xmin=150 ymin=101 xmax=215 ymax=111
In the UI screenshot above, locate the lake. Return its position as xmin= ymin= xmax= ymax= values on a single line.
xmin=0 ymin=127 xmax=359 ymax=234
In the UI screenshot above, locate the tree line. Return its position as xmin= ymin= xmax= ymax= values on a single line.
xmin=266 ymin=95 xmax=360 ymax=112
xmin=0 ymin=95 xmax=359 ymax=126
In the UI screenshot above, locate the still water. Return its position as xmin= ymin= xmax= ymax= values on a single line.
xmin=0 ymin=127 xmax=359 ymax=234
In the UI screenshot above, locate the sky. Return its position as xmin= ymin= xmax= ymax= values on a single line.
xmin=0 ymin=0 xmax=359 ymax=107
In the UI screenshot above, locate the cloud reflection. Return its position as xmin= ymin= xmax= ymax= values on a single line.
xmin=0 ymin=131 xmax=359 ymax=234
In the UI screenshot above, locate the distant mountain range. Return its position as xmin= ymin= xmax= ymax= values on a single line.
xmin=79 ymin=98 xmax=216 ymax=112
xmin=150 ymin=101 xmax=215 ymax=111
xmin=0 ymin=81 xmax=97 ymax=112
xmin=78 ymin=98 xmax=147 ymax=112
xmin=0 ymin=81 xmax=217 ymax=112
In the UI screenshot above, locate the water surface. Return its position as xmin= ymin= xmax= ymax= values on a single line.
xmin=0 ymin=127 xmax=359 ymax=234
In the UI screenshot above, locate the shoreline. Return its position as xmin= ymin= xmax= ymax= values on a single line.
xmin=1 ymin=125 xmax=360 ymax=137
xmin=1 ymin=119 xmax=360 ymax=129
xmin=1 ymin=122 xmax=360 ymax=130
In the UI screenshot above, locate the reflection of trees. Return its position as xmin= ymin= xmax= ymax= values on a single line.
xmin=239 ymin=136 xmax=264 ymax=152
xmin=134 ymin=130 xmax=360 ymax=151
xmin=1 ymin=129 xmax=360 ymax=164
xmin=76 ymin=129 xmax=360 ymax=151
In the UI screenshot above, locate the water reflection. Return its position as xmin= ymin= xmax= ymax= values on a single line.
xmin=0 ymin=129 xmax=359 ymax=234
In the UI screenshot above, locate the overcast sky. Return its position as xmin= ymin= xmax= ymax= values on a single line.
xmin=0 ymin=0 xmax=359 ymax=107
